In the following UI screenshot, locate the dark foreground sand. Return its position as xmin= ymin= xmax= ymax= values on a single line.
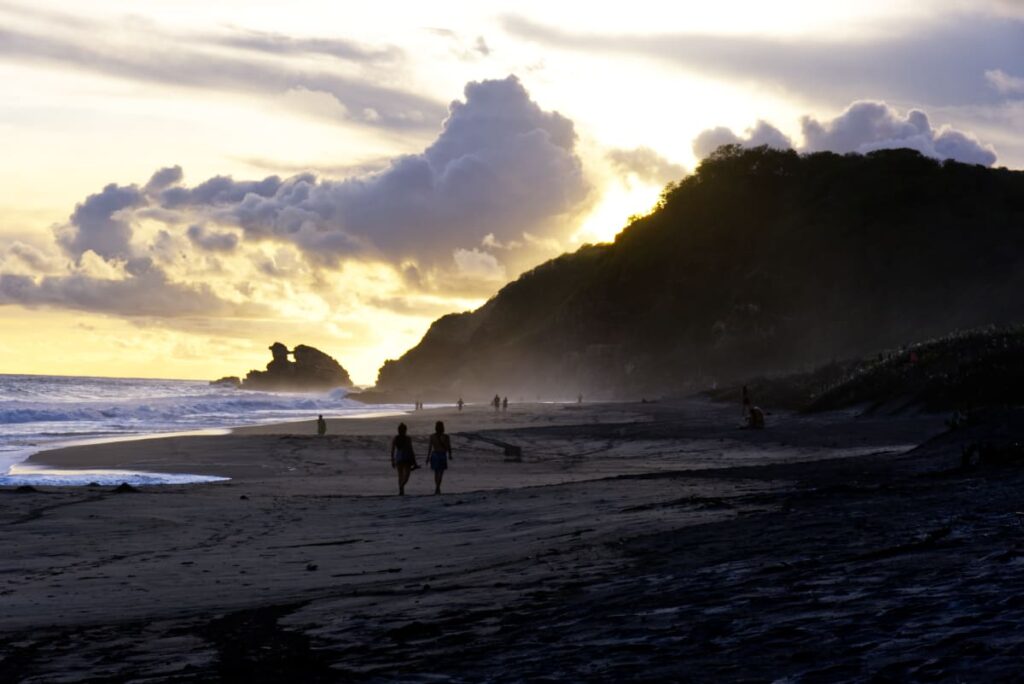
xmin=3 ymin=399 xmax=1024 ymax=681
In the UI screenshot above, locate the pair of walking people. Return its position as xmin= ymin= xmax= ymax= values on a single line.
xmin=390 ymin=421 xmax=452 ymax=495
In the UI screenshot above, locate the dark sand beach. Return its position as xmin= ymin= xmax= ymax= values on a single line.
xmin=3 ymin=399 xmax=1023 ymax=681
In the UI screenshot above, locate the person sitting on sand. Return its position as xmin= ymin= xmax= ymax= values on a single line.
xmin=428 ymin=420 xmax=453 ymax=495
xmin=317 ymin=414 xmax=326 ymax=436
xmin=747 ymin=406 xmax=765 ymax=429
xmin=390 ymin=423 xmax=418 ymax=495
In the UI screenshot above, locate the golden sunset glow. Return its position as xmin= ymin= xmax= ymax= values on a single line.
xmin=1 ymin=0 xmax=1020 ymax=383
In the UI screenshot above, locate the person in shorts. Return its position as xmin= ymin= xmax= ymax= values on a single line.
xmin=428 ymin=421 xmax=453 ymax=495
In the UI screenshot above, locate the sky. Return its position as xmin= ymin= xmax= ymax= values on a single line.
xmin=1 ymin=0 xmax=1022 ymax=384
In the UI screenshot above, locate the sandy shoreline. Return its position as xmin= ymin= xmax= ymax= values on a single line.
xmin=7 ymin=398 xmax=1024 ymax=680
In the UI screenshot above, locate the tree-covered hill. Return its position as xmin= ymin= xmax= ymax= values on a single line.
xmin=376 ymin=146 xmax=1024 ymax=399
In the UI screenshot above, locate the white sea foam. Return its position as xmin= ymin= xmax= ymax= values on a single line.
xmin=0 ymin=373 xmax=405 ymax=486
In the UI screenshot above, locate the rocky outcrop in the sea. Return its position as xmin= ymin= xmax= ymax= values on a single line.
xmin=210 ymin=376 xmax=241 ymax=388
xmin=241 ymin=342 xmax=353 ymax=391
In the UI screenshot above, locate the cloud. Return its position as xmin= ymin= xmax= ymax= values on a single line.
xmin=0 ymin=7 xmax=445 ymax=131
xmin=453 ymin=248 xmax=506 ymax=281
xmin=606 ymin=147 xmax=687 ymax=185
xmin=55 ymin=183 xmax=145 ymax=261
xmin=801 ymin=101 xmax=997 ymax=165
xmin=186 ymin=225 xmax=239 ymax=252
xmin=160 ymin=175 xmax=284 ymax=209
xmin=503 ymin=13 xmax=1024 ymax=108
xmin=426 ymin=28 xmax=493 ymax=61
xmin=692 ymin=121 xmax=793 ymax=160
xmin=0 ymin=259 xmax=259 ymax=318
xmin=1 ymin=76 xmax=590 ymax=325
xmin=207 ymin=27 xmax=402 ymax=63
xmin=986 ymin=68 xmax=1024 ymax=95
xmin=144 ymin=166 xmax=183 ymax=194
xmin=4 ymin=241 xmax=57 ymax=272
xmin=152 ymin=75 xmax=589 ymax=271
xmin=693 ymin=101 xmax=997 ymax=166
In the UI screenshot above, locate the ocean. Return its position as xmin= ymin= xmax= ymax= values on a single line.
xmin=0 ymin=373 xmax=405 ymax=486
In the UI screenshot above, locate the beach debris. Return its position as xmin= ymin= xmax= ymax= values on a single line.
xmin=14 ymin=485 xmax=38 ymax=493
xmin=112 ymin=482 xmax=138 ymax=493
xmin=305 ymin=563 xmax=318 ymax=572
xmin=240 ymin=495 xmax=250 ymax=500
xmin=463 ymin=432 xmax=523 ymax=461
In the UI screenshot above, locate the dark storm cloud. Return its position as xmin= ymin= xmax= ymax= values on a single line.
xmin=606 ymin=147 xmax=687 ymax=185
xmin=503 ymin=13 xmax=1024 ymax=107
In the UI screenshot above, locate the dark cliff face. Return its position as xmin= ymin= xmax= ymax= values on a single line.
xmin=376 ymin=145 xmax=1024 ymax=399
xmin=242 ymin=342 xmax=353 ymax=391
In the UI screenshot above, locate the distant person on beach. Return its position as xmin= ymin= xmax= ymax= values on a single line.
xmin=457 ymin=397 xmax=464 ymax=411
xmin=578 ymin=393 xmax=583 ymax=404
xmin=741 ymin=385 xmax=751 ymax=419
xmin=428 ymin=420 xmax=453 ymax=495
xmin=316 ymin=414 xmax=326 ymax=436
xmin=390 ymin=423 xmax=418 ymax=495
xmin=493 ymin=394 xmax=501 ymax=412
xmin=747 ymin=406 xmax=765 ymax=429
xmin=502 ymin=396 xmax=508 ymax=412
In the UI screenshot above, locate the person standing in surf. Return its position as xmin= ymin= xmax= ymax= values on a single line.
xmin=390 ymin=423 xmax=417 ymax=496
xmin=316 ymin=414 xmax=326 ymax=436
xmin=428 ymin=420 xmax=453 ymax=495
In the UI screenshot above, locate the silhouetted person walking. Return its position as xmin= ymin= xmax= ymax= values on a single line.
xmin=428 ymin=421 xmax=452 ymax=494
xmin=502 ymin=396 xmax=508 ymax=412
xmin=316 ymin=414 xmax=326 ymax=436
xmin=457 ymin=397 xmax=464 ymax=411
xmin=390 ymin=423 xmax=416 ymax=496
xmin=741 ymin=385 xmax=751 ymax=419
xmin=493 ymin=394 xmax=501 ymax=412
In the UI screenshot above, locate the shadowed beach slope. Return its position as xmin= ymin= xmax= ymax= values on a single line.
xmin=5 ymin=399 xmax=1024 ymax=680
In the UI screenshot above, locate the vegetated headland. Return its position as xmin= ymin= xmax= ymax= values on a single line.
xmin=374 ymin=145 xmax=1024 ymax=402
